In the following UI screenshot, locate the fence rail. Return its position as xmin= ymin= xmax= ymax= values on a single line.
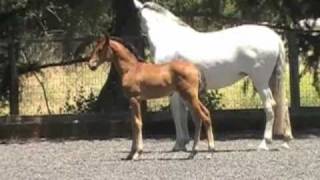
xmin=1 ymin=107 xmax=320 ymax=139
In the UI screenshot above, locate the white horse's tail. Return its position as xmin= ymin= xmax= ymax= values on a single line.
xmin=133 ymin=0 xmax=144 ymax=10
xmin=270 ymin=39 xmax=293 ymax=139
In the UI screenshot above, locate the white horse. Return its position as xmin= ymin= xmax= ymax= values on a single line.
xmin=134 ymin=0 xmax=293 ymax=151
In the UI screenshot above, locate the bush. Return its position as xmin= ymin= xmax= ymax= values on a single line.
xmin=202 ymin=90 xmax=224 ymax=111
xmin=63 ymin=86 xmax=97 ymax=114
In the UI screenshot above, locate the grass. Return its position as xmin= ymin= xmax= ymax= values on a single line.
xmin=1 ymin=64 xmax=320 ymax=116
xmin=300 ymin=71 xmax=320 ymax=106
xmin=18 ymin=63 xmax=109 ymax=115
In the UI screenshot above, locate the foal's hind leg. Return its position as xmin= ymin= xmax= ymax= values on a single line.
xmin=186 ymin=96 xmax=214 ymax=158
xmin=199 ymin=102 xmax=215 ymax=150
xmin=189 ymin=102 xmax=215 ymax=149
xmin=188 ymin=108 xmax=201 ymax=153
xmin=126 ymin=97 xmax=143 ymax=160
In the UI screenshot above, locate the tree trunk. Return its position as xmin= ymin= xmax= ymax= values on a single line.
xmin=94 ymin=0 xmax=145 ymax=113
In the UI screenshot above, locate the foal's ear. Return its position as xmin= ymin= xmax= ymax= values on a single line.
xmin=104 ymin=34 xmax=110 ymax=46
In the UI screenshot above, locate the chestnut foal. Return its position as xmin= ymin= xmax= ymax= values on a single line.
xmin=87 ymin=35 xmax=214 ymax=160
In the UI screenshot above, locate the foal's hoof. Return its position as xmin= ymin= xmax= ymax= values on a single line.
xmin=208 ymin=144 xmax=215 ymax=151
xmin=187 ymin=151 xmax=198 ymax=159
xmin=284 ymin=134 xmax=294 ymax=142
xmin=265 ymin=138 xmax=272 ymax=144
xmin=257 ymin=145 xmax=269 ymax=151
xmin=125 ymin=151 xmax=142 ymax=160
xmin=206 ymin=154 xmax=213 ymax=159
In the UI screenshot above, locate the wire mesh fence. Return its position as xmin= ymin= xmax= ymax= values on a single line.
xmin=300 ymin=71 xmax=320 ymax=107
xmin=19 ymin=64 xmax=108 ymax=115
xmin=1 ymin=36 xmax=320 ymax=117
xmin=4 ymin=37 xmax=109 ymax=116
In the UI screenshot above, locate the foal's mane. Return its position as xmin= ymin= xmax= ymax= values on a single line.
xmin=110 ymin=36 xmax=144 ymax=62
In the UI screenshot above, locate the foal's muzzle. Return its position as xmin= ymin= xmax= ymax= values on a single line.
xmin=88 ymin=61 xmax=98 ymax=71
xmin=88 ymin=65 xmax=97 ymax=71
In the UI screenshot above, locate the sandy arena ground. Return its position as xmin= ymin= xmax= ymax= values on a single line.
xmin=0 ymin=131 xmax=319 ymax=180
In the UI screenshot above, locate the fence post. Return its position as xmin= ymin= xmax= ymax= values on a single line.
xmin=9 ymin=36 xmax=19 ymax=116
xmin=287 ymin=31 xmax=300 ymax=111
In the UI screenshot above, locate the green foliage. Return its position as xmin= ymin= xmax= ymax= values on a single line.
xmin=63 ymin=86 xmax=97 ymax=114
xmin=158 ymin=103 xmax=170 ymax=112
xmin=223 ymin=0 xmax=238 ymax=17
xmin=0 ymin=0 xmax=113 ymax=36
xmin=0 ymin=99 xmax=8 ymax=116
xmin=202 ymin=90 xmax=224 ymax=111
xmin=0 ymin=0 xmax=114 ymax=102
xmin=0 ymin=0 xmax=28 ymax=14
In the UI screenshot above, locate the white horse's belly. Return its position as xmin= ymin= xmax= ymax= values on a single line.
xmin=202 ymin=65 xmax=245 ymax=89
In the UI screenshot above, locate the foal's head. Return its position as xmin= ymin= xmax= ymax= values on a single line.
xmin=88 ymin=35 xmax=112 ymax=71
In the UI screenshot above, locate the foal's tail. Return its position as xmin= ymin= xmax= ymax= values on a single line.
xmin=198 ymin=68 xmax=211 ymax=118
xmin=198 ymin=68 xmax=207 ymax=103
xmin=270 ymin=39 xmax=293 ymax=139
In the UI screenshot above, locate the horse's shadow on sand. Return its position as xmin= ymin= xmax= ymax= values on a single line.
xmin=117 ymin=148 xmax=280 ymax=161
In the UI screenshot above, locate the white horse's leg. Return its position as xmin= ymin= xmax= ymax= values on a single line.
xmin=170 ymin=93 xmax=190 ymax=151
xmin=276 ymin=105 xmax=292 ymax=149
xmin=257 ymin=87 xmax=276 ymax=151
xmin=281 ymin=107 xmax=292 ymax=149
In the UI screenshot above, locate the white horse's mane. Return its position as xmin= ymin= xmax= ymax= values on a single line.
xmin=142 ymin=2 xmax=191 ymax=28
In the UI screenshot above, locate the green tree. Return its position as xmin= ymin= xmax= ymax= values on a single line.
xmin=1 ymin=0 xmax=320 ymax=114
xmin=0 ymin=0 xmax=113 ymax=102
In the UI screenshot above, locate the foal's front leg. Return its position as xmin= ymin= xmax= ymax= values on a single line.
xmin=126 ymin=97 xmax=143 ymax=160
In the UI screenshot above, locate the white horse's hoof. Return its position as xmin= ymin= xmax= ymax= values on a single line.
xmin=281 ymin=142 xmax=290 ymax=149
xmin=188 ymin=151 xmax=197 ymax=159
xmin=172 ymin=144 xmax=187 ymax=152
xmin=172 ymin=140 xmax=188 ymax=152
xmin=258 ymin=141 xmax=269 ymax=151
xmin=206 ymin=154 xmax=213 ymax=159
